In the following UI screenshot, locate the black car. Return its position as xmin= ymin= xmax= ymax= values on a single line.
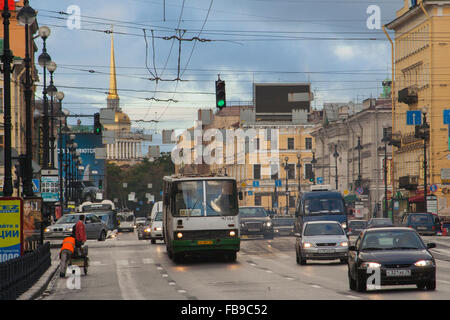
xmin=239 ymin=206 xmax=274 ymax=239
xmin=347 ymin=227 xmax=436 ymax=292
xmin=272 ymin=216 xmax=295 ymax=236
xmin=348 ymin=220 xmax=368 ymax=236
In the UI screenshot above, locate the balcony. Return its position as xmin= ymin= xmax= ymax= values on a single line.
xmin=398 ymin=85 xmax=418 ymax=105
xmin=398 ymin=175 xmax=418 ymax=190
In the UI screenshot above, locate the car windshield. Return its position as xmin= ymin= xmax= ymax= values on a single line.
xmin=361 ymin=230 xmax=425 ymax=251
xmin=55 ymin=215 xmax=80 ymax=224
xmin=304 ymin=198 xmax=344 ymax=214
xmin=304 ymin=223 xmax=344 ymax=236
xmin=154 ymin=212 xmax=163 ymax=221
xmin=349 ymin=221 xmax=367 ymax=228
xmin=369 ymin=219 xmax=392 ymax=226
xmin=272 ymin=218 xmax=294 ymax=226
xmin=443 ymin=222 xmax=450 ymax=228
xmin=410 ymin=214 xmax=432 ymax=224
xmin=239 ymin=207 xmax=268 ymax=218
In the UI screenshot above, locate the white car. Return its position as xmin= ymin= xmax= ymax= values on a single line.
xmin=149 ymin=211 xmax=164 ymax=244
xmin=295 ymin=221 xmax=349 ymax=265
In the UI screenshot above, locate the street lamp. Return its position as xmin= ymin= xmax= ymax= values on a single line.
xmin=283 ymin=156 xmax=289 ymax=215
xmin=415 ymin=110 xmax=430 ymax=212
xmin=382 ymin=126 xmax=390 ymax=218
xmin=47 ymin=61 xmax=57 ymax=168
xmin=17 ymin=0 xmax=37 ymax=197
xmin=311 ymin=152 xmax=317 ymax=185
xmin=355 ymin=136 xmax=363 ymax=189
xmin=333 ymin=144 xmax=339 ymax=190
xmin=296 ymin=153 xmax=302 ymax=197
xmin=38 ymin=26 xmax=51 ymax=169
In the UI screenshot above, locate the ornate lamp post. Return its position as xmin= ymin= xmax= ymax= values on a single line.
xmin=296 ymin=153 xmax=302 ymax=196
xmin=355 ymin=136 xmax=363 ymax=189
xmin=47 ymin=61 xmax=57 ymax=169
xmin=17 ymin=0 xmax=37 ymax=197
xmin=311 ymin=152 xmax=317 ymax=185
xmin=283 ymin=156 xmax=289 ymax=215
xmin=333 ymin=144 xmax=339 ymax=190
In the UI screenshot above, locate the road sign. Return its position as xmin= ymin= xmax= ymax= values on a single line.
xmin=317 ymin=177 xmax=324 ymax=184
xmin=406 ymin=110 xmax=422 ymax=126
xmin=253 ymin=181 xmax=260 ymax=187
xmin=356 ymin=187 xmax=364 ymax=195
xmin=430 ymin=184 xmax=438 ymax=192
xmin=275 ymin=180 xmax=282 ymax=187
xmin=32 ymin=179 xmax=40 ymax=193
xmin=427 ymin=195 xmax=438 ymax=214
xmin=241 ymin=182 xmax=247 ymax=188
xmin=444 ymin=110 xmax=450 ymax=125
xmin=248 ymin=191 xmax=253 ymax=196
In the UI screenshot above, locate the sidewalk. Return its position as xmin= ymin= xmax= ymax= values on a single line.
xmin=16 ymin=250 xmax=60 ymax=300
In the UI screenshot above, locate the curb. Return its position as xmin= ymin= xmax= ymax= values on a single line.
xmin=16 ymin=260 xmax=60 ymax=300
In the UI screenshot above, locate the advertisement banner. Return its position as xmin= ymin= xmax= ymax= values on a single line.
xmin=41 ymin=175 xmax=59 ymax=202
xmin=22 ymin=198 xmax=42 ymax=253
xmin=0 ymin=198 xmax=23 ymax=262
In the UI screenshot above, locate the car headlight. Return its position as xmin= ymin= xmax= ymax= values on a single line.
xmin=340 ymin=241 xmax=348 ymax=247
xmin=155 ymin=227 xmax=162 ymax=231
xmin=144 ymin=228 xmax=151 ymax=232
xmin=414 ymin=260 xmax=434 ymax=267
xmin=361 ymin=262 xmax=381 ymax=268
xmin=66 ymin=227 xmax=73 ymax=232
xmin=229 ymin=230 xmax=236 ymax=237
xmin=44 ymin=228 xmax=50 ymax=233
xmin=303 ymin=242 xmax=313 ymax=248
xmin=341 ymin=222 xmax=347 ymax=229
xmin=265 ymin=222 xmax=272 ymax=227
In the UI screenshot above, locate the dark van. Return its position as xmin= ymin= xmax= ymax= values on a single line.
xmin=295 ymin=185 xmax=348 ymax=234
xmin=402 ymin=213 xmax=437 ymax=236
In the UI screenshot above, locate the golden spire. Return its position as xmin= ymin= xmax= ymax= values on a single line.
xmin=108 ymin=26 xmax=119 ymax=100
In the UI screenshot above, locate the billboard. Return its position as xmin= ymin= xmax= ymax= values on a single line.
xmin=0 ymin=198 xmax=23 ymax=262
xmin=254 ymin=83 xmax=312 ymax=114
xmin=58 ymin=133 xmax=106 ymax=187
xmin=22 ymin=198 xmax=42 ymax=253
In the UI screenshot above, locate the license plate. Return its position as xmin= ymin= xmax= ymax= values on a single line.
xmin=248 ymin=229 xmax=260 ymax=232
xmin=386 ymin=269 xmax=411 ymax=277
xmin=318 ymin=249 xmax=335 ymax=254
xmin=417 ymin=227 xmax=427 ymax=230
xmin=197 ymin=240 xmax=213 ymax=245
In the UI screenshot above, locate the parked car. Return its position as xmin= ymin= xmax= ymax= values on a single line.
xmin=239 ymin=206 xmax=274 ymax=239
xmin=149 ymin=211 xmax=164 ymax=244
xmin=348 ymin=220 xmax=368 ymax=236
xmin=347 ymin=227 xmax=436 ymax=292
xmin=45 ymin=213 xmax=108 ymax=241
xmin=295 ymin=221 xmax=349 ymax=265
xmin=401 ymin=213 xmax=437 ymax=236
xmin=272 ymin=216 xmax=295 ymax=236
xmin=367 ymin=218 xmax=393 ymax=228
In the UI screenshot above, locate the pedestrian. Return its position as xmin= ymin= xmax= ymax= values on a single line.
xmin=59 ymin=235 xmax=75 ymax=277
xmin=74 ymin=215 xmax=87 ymax=256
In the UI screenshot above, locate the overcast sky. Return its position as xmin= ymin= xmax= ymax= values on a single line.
xmin=33 ymin=0 xmax=403 ymax=139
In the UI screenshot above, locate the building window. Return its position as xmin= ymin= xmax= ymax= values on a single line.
xmin=305 ymin=137 xmax=312 ymax=150
xmin=305 ymin=163 xmax=313 ymax=180
xmin=253 ymin=164 xmax=261 ymax=180
xmin=287 ymin=164 xmax=295 ymax=180
xmin=271 ymin=164 xmax=278 ymax=180
xmin=287 ymin=137 xmax=294 ymax=150
xmin=254 ymin=194 xmax=262 ymax=206
xmin=256 ymin=138 xmax=260 ymax=150
xmin=289 ymin=196 xmax=296 ymax=208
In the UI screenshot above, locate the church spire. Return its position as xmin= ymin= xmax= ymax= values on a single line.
xmin=107 ymin=26 xmax=120 ymax=109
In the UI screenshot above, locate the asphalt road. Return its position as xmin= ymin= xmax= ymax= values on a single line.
xmin=40 ymin=232 xmax=450 ymax=300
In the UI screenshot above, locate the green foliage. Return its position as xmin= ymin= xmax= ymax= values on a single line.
xmin=105 ymin=153 xmax=174 ymax=216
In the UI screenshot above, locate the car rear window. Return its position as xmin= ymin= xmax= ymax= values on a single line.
xmin=349 ymin=221 xmax=366 ymax=228
xmin=410 ymin=214 xmax=432 ymax=224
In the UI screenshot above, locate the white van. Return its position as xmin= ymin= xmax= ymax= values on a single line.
xmin=117 ymin=211 xmax=135 ymax=232
xmin=150 ymin=201 xmax=163 ymax=221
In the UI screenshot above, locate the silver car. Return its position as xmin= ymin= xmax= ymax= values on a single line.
xmin=44 ymin=213 xmax=108 ymax=241
xmin=295 ymin=221 xmax=349 ymax=265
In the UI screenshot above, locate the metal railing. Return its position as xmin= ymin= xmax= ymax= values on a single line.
xmin=0 ymin=242 xmax=51 ymax=300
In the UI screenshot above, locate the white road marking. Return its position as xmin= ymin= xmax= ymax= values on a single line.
xmin=117 ymin=260 xmax=129 ymax=266
xmin=162 ymin=274 xmax=169 ymax=278
xmin=142 ymin=258 xmax=154 ymax=264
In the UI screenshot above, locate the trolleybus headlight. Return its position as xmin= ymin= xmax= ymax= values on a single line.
xmin=229 ymin=230 xmax=236 ymax=237
xmin=177 ymin=232 xmax=183 ymax=239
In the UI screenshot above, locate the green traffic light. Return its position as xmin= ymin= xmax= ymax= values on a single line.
xmin=217 ymin=100 xmax=225 ymax=108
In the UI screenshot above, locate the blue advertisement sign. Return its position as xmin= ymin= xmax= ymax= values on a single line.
xmin=275 ymin=180 xmax=282 ymax=187
xmin=58 ymin=133 xmax=105 ymax=187
xmin=0 ymin=198 xmax=22 ymax=262
xmin=253 ymin=181 xmax=260 ymax=187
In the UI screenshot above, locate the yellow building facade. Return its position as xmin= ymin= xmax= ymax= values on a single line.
xmin=386 ymin=0 xmax=450 ymax=213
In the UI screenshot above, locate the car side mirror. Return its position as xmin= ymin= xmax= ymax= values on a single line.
xmin=238 ymin=191 xmax=243 ymax=201
xmin=348 ymin=245 xmax=357 ymax=251
xmin=427 ymin=243 xmax=436 ymax=249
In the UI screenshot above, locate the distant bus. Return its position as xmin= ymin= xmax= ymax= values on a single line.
xmin=163 ymin=175 xmax=241 ymax=263
xmin=295 ymin=185 xmax=349 ymax=233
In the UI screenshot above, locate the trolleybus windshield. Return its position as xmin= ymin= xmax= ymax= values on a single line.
xmin=173 ymin=180 xmax=238 ymax=217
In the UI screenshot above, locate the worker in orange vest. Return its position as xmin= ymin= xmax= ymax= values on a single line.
xmin=60 ymin=236 xmax=75 ymax=277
